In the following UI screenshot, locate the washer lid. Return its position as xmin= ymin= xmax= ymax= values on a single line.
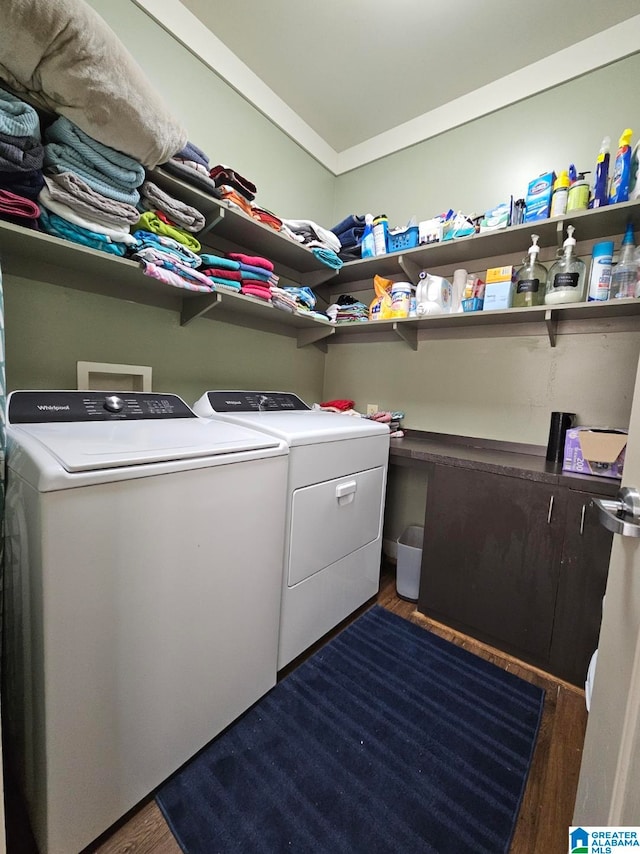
xmin=9 ymin=418 xmax=283 ymax=473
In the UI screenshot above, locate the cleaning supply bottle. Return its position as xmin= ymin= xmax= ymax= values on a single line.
xmin=591 ymin=136 xmax=610 ymax=208
xmin=545 ymin=225 xmax=586 ymax=305
xmin=550 ymin=171 xmax=570 ymax=217
xmin=567 ymin=171 xmax=590 ymax=212
xmin=372 ymin=214 xmax=389 ymax=256
xmin=361 ymin=214 xmax=375 ymax=258
xmin=610 ymin=222 xmax=638 ymax=299
xmin=609 ymin=128 xmax=634 ymax=204
xmin=513 ymin=234 xmax=547 ymax=307
xmin=587 ymin=241 xmax=614 ymax=301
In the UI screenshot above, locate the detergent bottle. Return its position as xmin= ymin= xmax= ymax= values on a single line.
xmin=361 ymin=214 xmax=375 ymax=258
xmin=609 ymin=128 xmax=634 ymax=204
xmin=591 ymin=136 xmax=610 ymax=208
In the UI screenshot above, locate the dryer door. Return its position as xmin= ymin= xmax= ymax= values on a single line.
xmin=287 ymin=466 xmax=385 ymax=586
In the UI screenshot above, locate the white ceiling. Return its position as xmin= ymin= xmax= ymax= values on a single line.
xmin=135 ymin=0 xmax=640 ymax=174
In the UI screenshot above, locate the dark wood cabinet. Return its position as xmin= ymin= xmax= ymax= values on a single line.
xmin=417 ymin=463 xmax=614 ymax=685
xmin=548 ymin=490 xmax=613 ymax=685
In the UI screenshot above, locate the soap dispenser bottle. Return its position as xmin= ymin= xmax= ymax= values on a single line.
xmin=514 ymin=234 xmax=547 ymax=307
xmin=545 ymin=225 xmax=586 ymax=305
xmin=361 ymin=214 xmax=375 ymax=258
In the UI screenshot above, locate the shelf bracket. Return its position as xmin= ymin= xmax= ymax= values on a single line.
xmin=393 ymin=321 xmax=418 ymax=350
xmin=199 ymin=206 xmax=225 ymax=239
xmin=555 ymin=218 xmax=564 ymax=248
xmin=544 ymin=308 xmax=558 ymax=347
xmin=305 ymin=268 xmax=339 ymax=289
xmin=296 ymin=325 xmax=335 ymax=351
xmin=398 ymin=254 xmax=422 ymax=284
xmin=180 ymin=292 xmax=222 ymax=326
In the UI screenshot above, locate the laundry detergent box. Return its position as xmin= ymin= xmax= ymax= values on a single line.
xmin=524 ymin=171 xmax=555 ymax=222
xmin=562 ymin=427 xmax=628 ymax=479
xmin=483 ymin=265 xmax=515 ymax=310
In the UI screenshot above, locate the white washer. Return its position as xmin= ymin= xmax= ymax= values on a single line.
xmin=3 ymin=390 xmax=288 ymax=854
xmin=193 ymin=391 xmax=390 ymax=669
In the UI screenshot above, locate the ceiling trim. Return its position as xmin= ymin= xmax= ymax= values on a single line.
xmin=132 ymin=1 xmax=640 ymax=177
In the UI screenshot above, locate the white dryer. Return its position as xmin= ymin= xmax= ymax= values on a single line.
xmin=3 ymin=390 xmax=288 ymax=854
xmin=193 ymin=391 xmax=390 ymax=669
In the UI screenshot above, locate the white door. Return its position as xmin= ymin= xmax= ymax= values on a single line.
xmin=574 ymin=350 xmax=640 ymax=824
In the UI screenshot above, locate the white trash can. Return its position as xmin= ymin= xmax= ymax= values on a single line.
xmin=396 ymin=525 xmax=424 ymax=601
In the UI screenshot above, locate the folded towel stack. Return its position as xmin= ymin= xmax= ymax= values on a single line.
xmin=0 ymin=86 xmax=43 ymax=228
xmin=39 ymin=115 xmax=147 ymax=253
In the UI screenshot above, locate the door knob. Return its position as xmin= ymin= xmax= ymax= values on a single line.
xmin=592 ymin=487 xmax=640 ymax=537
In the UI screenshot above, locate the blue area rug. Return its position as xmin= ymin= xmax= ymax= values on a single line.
xmin=156 ymin=606 xmax=544 ymax=854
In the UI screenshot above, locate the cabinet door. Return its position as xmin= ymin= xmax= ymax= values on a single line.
xmin=548 ymin=489 xmax=613 ymax=686
xmin=418 ymin=465 xmax=565 ymax=665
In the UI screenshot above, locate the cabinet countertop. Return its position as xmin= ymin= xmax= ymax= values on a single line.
xmin=389 ymin=431 xmax=620 ymax=496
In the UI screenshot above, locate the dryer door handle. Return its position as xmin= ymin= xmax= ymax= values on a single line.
xmin=336 ymin=480 xmax=357 ymax=504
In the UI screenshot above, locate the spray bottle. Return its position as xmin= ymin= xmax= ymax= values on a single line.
xmin=361 ymin=214 xmax=375 ymax=258
xmin=514 ymin=234 xmax=547 ymax=307
xmin=610 ymin=222 xmax=637 ymax=299
xmin=609 ymin=128 xmax=634 ymax=204
xmin=591 ymin=136 xmax=610 ymax=208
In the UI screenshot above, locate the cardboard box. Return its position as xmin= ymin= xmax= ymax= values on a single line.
xmin=562 ymin=427 xmax=628 ymax=479
xmin=524 ymin=171 xmax=555 ymax=222
xmin=486 ymin=265 xmax=515 ymax=284
xmin=483 ymin=280 xmax=513 ymax=310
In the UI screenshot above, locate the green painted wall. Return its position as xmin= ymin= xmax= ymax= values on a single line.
xmin=333 ymin=54 xmax=640 ymax=227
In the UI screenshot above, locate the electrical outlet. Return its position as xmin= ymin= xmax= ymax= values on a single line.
xmin=366 ymin=404 xmax=379 ymax=415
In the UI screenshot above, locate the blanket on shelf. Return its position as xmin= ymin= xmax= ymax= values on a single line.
xmin=0 ymin=0 xmax=187 ymax=169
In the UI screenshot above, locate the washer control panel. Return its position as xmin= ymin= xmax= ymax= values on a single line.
xmin=206 ymin=390 xmax=310 ymax=412
xmin=8 ymin=391 xmax=196 ymax=423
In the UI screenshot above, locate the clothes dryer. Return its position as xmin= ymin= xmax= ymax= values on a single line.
xmin=3 ymin=390 xmax=288 ymax=854
xmin=193 ymin=390 xmax=390 ymax=669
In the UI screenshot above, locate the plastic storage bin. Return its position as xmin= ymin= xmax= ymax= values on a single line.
xmin=387 ymin=226 xmax=419 ymax=254
xmin=396 ymin=525 xmax=424 ymax=601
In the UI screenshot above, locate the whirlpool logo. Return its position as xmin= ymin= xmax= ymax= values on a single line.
xmin=36 ymin=405 xmax=70 ymax=411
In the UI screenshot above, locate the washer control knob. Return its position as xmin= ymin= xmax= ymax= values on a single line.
xmin=104 ymin=394 xmax=124 ymax=413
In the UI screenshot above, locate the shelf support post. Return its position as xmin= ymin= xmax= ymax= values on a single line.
xmin=393 ymin=321 xmax=418 ymax=350
xmin=297 ymin=325 xmax=335 ymax=351
xmin=544 ymin=308 xmax=558 ymax=347
xmin=180 ymin=292 xmax=222 ymax=326
xmin=398 ymin=254 xmax=423 ymax=284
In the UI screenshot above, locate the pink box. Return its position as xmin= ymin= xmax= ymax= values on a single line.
xmin=562 ymin=427 xmax=628 ymax=479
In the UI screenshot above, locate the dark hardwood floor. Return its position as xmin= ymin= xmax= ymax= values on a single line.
xmin=5 ymin=564 xmax=587 ymax=854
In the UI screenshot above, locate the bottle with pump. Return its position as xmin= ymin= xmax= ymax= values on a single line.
xmin=609 ymin=128 xmax=634 ymax=204
xmin=591 ymin=136 xmax=610 ymax=208
xmin=545 ymin=225 xmax=586 ymax=305
xmin=610 ymin=222 xmax=638 ymax=299
xmin=550 ymin=171 xmax=569 ymax=217
xmin=514 ymin=234 xmax=547 ymax=307
xmin=361 ymin=214 xmax=375 ymax=258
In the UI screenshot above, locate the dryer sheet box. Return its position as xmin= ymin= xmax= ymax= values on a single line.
xmin=562 ymin=427 xmax=628 ymax=479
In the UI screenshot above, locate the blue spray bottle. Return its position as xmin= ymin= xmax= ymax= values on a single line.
xmin=591 ymin=136 xmax=610 ymax=208
xmin=610 ymin=128 xmax=634 ymax=204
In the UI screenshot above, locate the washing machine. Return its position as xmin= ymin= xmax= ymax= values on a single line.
xmin=193 ymin=391 xmax=390 ymax=669
xmin=3 ymin=390 xmax=288 ymax=854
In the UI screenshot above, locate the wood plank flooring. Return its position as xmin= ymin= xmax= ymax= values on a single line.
xmin=5 ymin=565 xmax=587 ymax=854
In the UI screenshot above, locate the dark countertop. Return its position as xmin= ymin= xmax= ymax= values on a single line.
xmin=389 ymin=430 xmax=620 ymax=497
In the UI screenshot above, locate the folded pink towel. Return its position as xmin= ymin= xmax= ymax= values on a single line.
xmin=0 ymin=187 xmax=39 ymax=217
xmin=227 ymin=252 xmax=274 ymax=272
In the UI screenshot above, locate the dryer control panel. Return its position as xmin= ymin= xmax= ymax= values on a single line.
xmin=206 ymin=391 xmax=310 ymax=412
xmin=8 ymin=391 xmax=196 ymax=423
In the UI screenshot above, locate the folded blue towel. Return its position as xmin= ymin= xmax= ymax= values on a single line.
xmin=45 ymin=116 xmax=144 ymax=192
xmin=0 ymin=87 xmax=41 ymax=139
xmin=312 ymin=247 xmax=343 ymax=269
xmin=44 ymin=154 xmax=140 ymax=206
xmin=39 ymin=207 xmax=127 ymax=255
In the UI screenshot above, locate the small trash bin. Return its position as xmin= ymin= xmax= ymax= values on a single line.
xmin=396 ymin=525 xmax=424 ymax=602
